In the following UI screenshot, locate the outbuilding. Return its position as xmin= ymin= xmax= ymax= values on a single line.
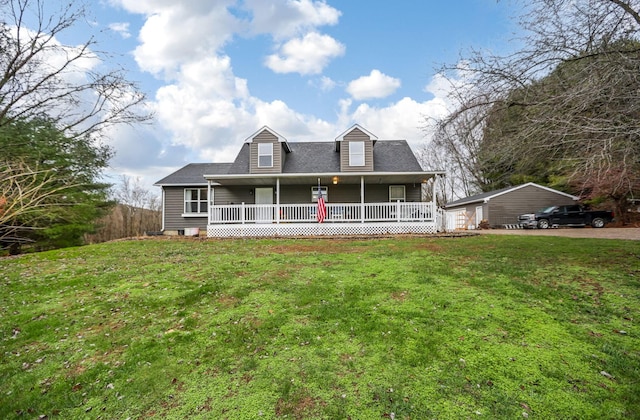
xmin=445 ymin=182 xmax=579 ymax=229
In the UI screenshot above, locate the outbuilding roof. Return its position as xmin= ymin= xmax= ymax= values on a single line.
xmin=445 ymin=182 xmax=579 ymax=208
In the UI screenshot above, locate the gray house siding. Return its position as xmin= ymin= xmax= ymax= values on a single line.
xmin=340 ymin=129 xmax=374 ymax=172
xmin=250 ymin=130 xmax=282 ymax=174
xmin=406 ymin=186 xmax=421 ymax=202
xmin=163 ymin=187 xmax=208 ymax=231
xmin=330 ymin=185 xmax=363 ymax=203
xmin=487 ymin=185 xmax=576 ymax=226
xmin=213 ymin=186 xmax=254 ymax=205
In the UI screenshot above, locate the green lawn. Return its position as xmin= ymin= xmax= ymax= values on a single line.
xmin=1 ymin=235 xmax=638 ymax=419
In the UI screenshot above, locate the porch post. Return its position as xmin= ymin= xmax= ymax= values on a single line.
xmin=276 ymin=177 xmax=280 ymax=224
xmin=207 ymin=180 xmax=212 ymax=225
xmin=360 ymin=176 xmax=365 ymax=223
xmin=431 ymin=175 xmax=437 ymax=219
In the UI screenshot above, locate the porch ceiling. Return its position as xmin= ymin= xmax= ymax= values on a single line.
xmin=204 ymin=172 xmax=443 ymax=186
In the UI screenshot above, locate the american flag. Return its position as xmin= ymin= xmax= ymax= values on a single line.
xmin=317 ymin=187 xmax=326 ymax=223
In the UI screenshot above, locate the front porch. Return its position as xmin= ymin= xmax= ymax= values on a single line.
xmin=207 ymin=202 xmax=444 ymax=237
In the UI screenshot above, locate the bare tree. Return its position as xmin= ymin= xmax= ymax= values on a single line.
xmin=83 ymin=176 xmax=161 ymax=243
xmin=0 ymin=159 xmax=80 ymax=252
xmin=429 ymin=0 xmax=640 ymax=214
xmin=423 ymin=94 xmax=494 ymax=201
xmin=112 ymin=175 xmax=160 ymax=237
xmin=0 ymin=0 xmax=153 ymax=250
xmin=0 ymin=0 xmax=151 ymax=138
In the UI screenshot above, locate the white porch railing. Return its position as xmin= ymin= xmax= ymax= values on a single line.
xmin=209 ymin=202 xmax=438 ymax=224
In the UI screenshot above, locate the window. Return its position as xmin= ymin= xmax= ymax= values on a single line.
xmin=349 ymin=141 xmax=365 ymax=166
xmin=311 ymin=186 xmax=329 ymax=202
xmin=389 ymin=185 xmax=406 ymax=202
xmin=258 ymin=142 xmax=273 ymax=167
xmin=184 ymin=188 xmax=208 ymax=214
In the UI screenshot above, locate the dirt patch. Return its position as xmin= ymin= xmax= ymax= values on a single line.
xmin=391 ymin=290 xmax=409 ymax=302
xmin=275 ymin=393 xmax=325 ymax=419
xmin=217 ymin=294 xmax=240 ymax=307
xmin=476 ymin=227 xmax=639 ymax=240
xmin=257 ymin=239 xmax=370 ymax=255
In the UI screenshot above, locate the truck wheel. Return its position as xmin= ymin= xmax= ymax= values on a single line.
xmin=591 ymin=218 xmax=605 ymax=228
xmin=537 ymin=219 xmax=550 ymax=229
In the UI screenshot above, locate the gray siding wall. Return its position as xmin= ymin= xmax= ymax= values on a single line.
xmin=329 ymin=185 xmax=363 ymax=203
xmin=163 ymin=183 xmax=426 ymax=231
xmin=163 ymin=187 xmax=208 ymax=230
xmin=488 ymin=185 xmax=576 ymax=225
xmin=250 ymin=130 xmax=282 ymax=174
xmin=213 ymin=186 xmax=254 ymax=205
xmin=340 ymin=129 xmax=374 ymax=172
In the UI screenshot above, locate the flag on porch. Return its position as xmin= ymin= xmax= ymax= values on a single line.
xmin=317 ymin=187 xmax=326 ymax=223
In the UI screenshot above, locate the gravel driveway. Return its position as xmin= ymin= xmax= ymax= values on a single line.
xmin=477 ymin=227 xmax=639 ymax=240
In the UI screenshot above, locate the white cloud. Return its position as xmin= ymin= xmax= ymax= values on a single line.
xmin=116 ymin=0 xmax=342 ymax=78
xmin=318 ymin=76 xmax=336 ymax=91
xmin=346 ymin=70 xmax=401 ymax=100
xmin=265 ymin=32 xmax=345 ymax=75
xmin=180 ymin=55 xmax=249 ymax=99
xmin=104 ymin=1 xmax=452 ymax=188
xmin=130 ymin=2 xmax=240 ymax=77
xmin=108 ymin=22 xmax=131 ymax=39
xmin=244 ymin=0 xmax=341 ymax=39
xmin=341 ymin=95 xmax=449 ymax=150
xmin=107 ymin=1 xmax=345 ymax=166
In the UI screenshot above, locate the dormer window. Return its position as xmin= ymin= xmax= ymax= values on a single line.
xmin=258 ymin=142 xmax=273 ymax=167
xmin=349 ymin=141 xmax=365 ymax=166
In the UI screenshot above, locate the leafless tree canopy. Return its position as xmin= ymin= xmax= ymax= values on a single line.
xmin=0 ymin=0 xmax=151 ymax=138
xmin=0 ymin=159 xmax=81 ymax=249
xmin=0 ymin=0 xmax=154 ymax=251
xmin=84 ymin=176 xmax=161 ymax=243
xmin=428 ymin=0 xmax=640 ymax=216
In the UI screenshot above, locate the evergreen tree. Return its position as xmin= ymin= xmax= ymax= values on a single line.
xmin=0 ymin=118 xmax=113 ymax=250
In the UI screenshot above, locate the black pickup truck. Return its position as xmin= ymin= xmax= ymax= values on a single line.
xmin=518 ymin=205 xmax=614 ymax=229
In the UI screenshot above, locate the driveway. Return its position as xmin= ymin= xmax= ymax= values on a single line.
xmin=476 ymin=227 xmax=639 ymax=240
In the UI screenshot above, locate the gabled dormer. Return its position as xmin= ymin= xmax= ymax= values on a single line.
xmin=335 ymin=124 xmax=377 ymax=172
xmin=245 ymin=126 xmax=291 ymax=174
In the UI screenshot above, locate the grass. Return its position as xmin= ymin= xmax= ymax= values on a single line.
xmin=0 ymin=235 xmax=638 ymax=419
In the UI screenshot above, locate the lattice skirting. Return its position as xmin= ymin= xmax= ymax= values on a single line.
xmin=207 ymin=222 xmax=440 ymax=238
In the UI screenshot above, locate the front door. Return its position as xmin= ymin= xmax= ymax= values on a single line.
xmin=475 ymin=205 xmax=483 ymax=228
xmin=255 ymin=187 xmax=273 ymax=223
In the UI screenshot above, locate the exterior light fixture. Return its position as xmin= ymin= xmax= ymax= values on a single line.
xmin=332 ymin=176 xmax=339 ymax=184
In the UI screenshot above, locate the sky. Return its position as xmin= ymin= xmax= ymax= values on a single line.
xmin=60 ymin=0 xmax=522 ymax=194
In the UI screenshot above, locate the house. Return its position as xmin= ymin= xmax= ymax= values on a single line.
xmin=155 ymin=125 xmax=446 ymax=237
xmin=444 ymin=182 xmax=579 ymax=229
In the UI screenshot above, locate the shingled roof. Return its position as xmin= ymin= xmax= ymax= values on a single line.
xmin=155 ymin=137 xmax=426 ymax=186
xmin=445 ymin=182 xmax=579 ymax=208
xmin=154 ymin=163 xmax=232 ymax=186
